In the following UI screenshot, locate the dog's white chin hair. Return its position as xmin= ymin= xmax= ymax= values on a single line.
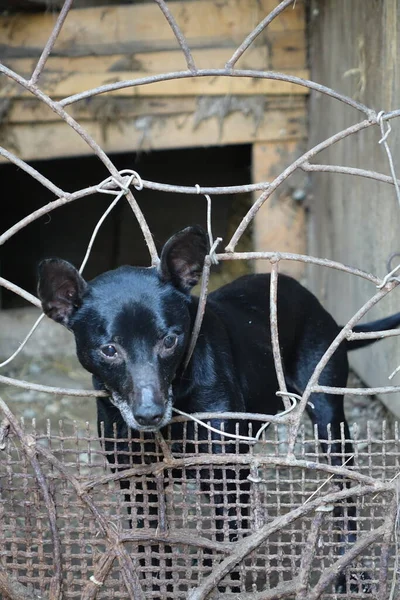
xmin=110 ymin=392 xmax=173 ymax=433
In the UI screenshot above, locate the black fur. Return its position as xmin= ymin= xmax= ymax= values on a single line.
xmin=38 ymin=225 xmax=400 ymax=593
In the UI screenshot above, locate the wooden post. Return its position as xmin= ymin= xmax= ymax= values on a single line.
xmin=252 ymin=141 xmax=306 ymax=279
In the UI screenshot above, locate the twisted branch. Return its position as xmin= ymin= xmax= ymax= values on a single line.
xmin=1 ymin=0 xmax=400 ymax=595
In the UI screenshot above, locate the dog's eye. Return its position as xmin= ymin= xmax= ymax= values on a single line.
xmin=101 ymin=345 xmax=118 ymax=358
xmin=163 ymin=334 xmax=178 ymax=350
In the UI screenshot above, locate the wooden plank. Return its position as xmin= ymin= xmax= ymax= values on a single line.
xmin=252 ymin=141 xmax=306 ymax=279
xmin=1 ymin=0 xmax=47 ymax=7
xmin=2 ymin=31 xmax=306 ymax=73
xmin=5 ymin=95 xmax=306 ymax=124
xmin=0 ymin=0 xmax=305 ymax=57
xmin=0 ymin=68 xmax=310 ymax=99
xmin=5 ymin=97 xmax=199 ymax=123
xmin=0 ymin=108 xmax=306 ymax=162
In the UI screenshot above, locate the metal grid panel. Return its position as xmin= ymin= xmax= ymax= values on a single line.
xmin=1 ymin=419 xmax=399 ymax=598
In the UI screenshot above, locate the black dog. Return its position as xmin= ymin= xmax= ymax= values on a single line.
xmin=38 ymin=225 xmax=400 ymax=592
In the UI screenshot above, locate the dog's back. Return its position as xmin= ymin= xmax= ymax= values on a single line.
xmin=205 ymin=273 xmax=341 ymax=414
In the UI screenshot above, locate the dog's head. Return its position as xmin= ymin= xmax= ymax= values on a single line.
xmin=37 ymin=226 xmax=208 ymax=432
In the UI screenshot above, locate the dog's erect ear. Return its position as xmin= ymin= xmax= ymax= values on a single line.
xmin=37 ymin=259 xmax=87 ymax=326
xmin=159 ymin=226 xmax=209 ymax=293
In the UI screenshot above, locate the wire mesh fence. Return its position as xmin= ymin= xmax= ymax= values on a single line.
xmin=1 ymin=0 xmax=400 ymax=598
xmin=1 ymin=416 xmax=399 ymax=599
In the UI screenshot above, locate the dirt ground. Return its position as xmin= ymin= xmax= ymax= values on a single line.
xmin=0 ymin=355 xmax=95 ymax=428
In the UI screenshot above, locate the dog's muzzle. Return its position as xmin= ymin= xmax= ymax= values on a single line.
xmin=110 ymin=387 xmax=173 ymax=432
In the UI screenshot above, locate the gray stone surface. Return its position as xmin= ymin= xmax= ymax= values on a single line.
xmin=0 ymin=307 xmax=76 ymax=360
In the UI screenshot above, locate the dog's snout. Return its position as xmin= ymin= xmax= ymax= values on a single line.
xmin=134 ymin=386 xmax=164 ymax=428
xmin=135 ymin=410 xmax=163 ymax=427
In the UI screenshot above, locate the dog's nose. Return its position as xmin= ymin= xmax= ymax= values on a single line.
xmin=135 ymin=409 xmax=163 ymax=427
xmin=134 ymin=386 xmax=164 ymax=427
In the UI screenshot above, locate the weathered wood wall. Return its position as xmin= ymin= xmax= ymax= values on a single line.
xmin=308 ymin=0 xmax=400 ymax=417
xmin=0 ymin=0 xmax=308 ymax=159
xmin=0 ymin=0 xmax=309 ymax=284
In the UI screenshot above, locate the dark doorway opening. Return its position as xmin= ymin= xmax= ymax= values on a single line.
xmin=0 ymin=145 xmax=252 ymax=309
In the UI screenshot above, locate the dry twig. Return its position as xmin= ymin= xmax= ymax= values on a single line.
xmin=1 ymin=0 xmax=400 ymax=596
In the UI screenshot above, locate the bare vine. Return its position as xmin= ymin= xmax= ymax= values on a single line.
xmin=0 ymin=0 xmax=400 ymax=598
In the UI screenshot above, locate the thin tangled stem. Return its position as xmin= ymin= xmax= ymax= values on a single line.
xmin=1 ymin=0 xmax=400 ymax=597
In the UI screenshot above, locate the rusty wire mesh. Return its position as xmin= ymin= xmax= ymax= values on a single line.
xmin=1 ymin=0 xmax=400 ymax=598
xmin=1 ymin=415 xmax=400 ymax=599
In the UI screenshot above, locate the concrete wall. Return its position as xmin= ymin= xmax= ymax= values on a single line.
xmin=308 ymin=0 xmax=400 ymax=417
